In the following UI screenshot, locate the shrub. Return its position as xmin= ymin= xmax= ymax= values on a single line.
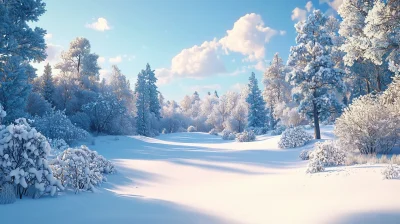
xmin=187 ymin=126 xmax=196 ymax=132
xmin=335 ymin=95 xmax=400 ymax=154
xmin=34 ymin=110 xmax=90 ymax=144
xmin=50 ymin=145 xmax=115 ymax=193
xmin=382 ymin=164 xmax=400 ymax=179
xmin=299 ymin=150 xmax=311 ymax=160
xmin=247 ymin=127 xmax=268 ymax=135
xmin=236 ymin=130 xmax=256 ymax=142
xmin=0 ymin=183 xmax=16 ymax=204
xmin=0 ymin=118 xmax=64 ymax=198
xmin=222 ymin=130 xmax=236 ymax=140
xmin=208 ymin=128 xmax=218 ymax=136
xmin=306 ymin=141 xmax=345 ymax=173
xmin=278 ymin=126 xmax=313 ymax=148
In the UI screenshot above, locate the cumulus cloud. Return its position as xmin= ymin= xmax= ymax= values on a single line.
xmin=156 ymin=13 xmax=278 ymax=84
xmin=292 ymin=1 xmax=314 ymax=21
xmin=99 ymin=69 xmax=112 ymax=82
xmin=86 ymin=17 xmax=111 ymax=31
xmin=45 ymin=43 xmax=63 ymax=64
xmin=44 ymin=33 xmax=52 ymax=40
xmin=109 ymin=55 xmax=122 ymax=63
xmin=97 ymin=56 xmax=106 ymax=64
xmin=320 ymin=0 xmax=343 ymax=11
xmin=291 ymin=7 xmax=307 ymax=21
xmin=171 ymin=39 xmax=225 ymax=77
xmin=219 ymin=13 xmax=278 ymax=61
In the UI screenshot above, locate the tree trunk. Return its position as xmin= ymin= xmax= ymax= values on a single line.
xmin=366 ymin=79 xmax=371 ymax=94
xmin=312 ymin=92 xmax=321 ymax=139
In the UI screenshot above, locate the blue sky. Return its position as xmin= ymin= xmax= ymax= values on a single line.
xmin=33 ymin=0 xmax=341 ymax=101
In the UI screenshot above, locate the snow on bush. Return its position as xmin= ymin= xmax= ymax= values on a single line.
xmin=278 ymin=126 xmax=312 ymax=148
xmin=335 ymin=94 xmax=400 ymax=154
xmin=236 ymin=130 xmax=256 ymax=142
xmin=0 ymin=104 xmax=6 ymax=125
xmin=0 ymin=183 xmax=16 ymax=204
xmin=382 ymin=164 xmax=400 ymax=180
xmin=187 ymin=126 xmax=197 ymax=132
xmin=34 ymin=110 xmax=90 ymax=144
xmin=299 ymin=150 xmax=311 ymax=160
xmin=208 ymin=128 xmax=218 ymax=136
xmin=247 ymin=127 xmax=268 ymax=136
xmin=48 ymin=138 xmax=69 ymax=156
xmin=0 ymin=118 xmax=64 ymax=198
xmin=51 ymin=145 xmax=115 ymax=193
xmin=306 ymin=141 xmax=346 ymax=173
xmin=222 ymin=130 xmax=236 ymax=140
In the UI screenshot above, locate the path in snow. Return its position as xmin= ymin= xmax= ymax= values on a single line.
xmin=1 ymin=125 xmax=400 ymax=224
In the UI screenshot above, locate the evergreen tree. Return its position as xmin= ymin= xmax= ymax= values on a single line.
xmin=214 ymin=90 xmax=219 ymax=98
xmin=134 ymin=71 xmax=150 ymax=136
xmin=263 ymin=53 xmax=291 ymax=129
xmin=144 ymin=63 xmax=161 ymax=120
xmin=246 ymin=72 xmax=266 ymax=128
xmin=0 ymin=0 xmax=47 ymax=122
xmin=288 ymin=10 xmax=345 ymax=139
xmin=42 ymin=63 xmax=55 ymax=104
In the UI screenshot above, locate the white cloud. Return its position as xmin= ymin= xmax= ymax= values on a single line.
xmin=170 ymin=39 xmax=225 ymax=78
xmin=109 ymin=55 xmax=122 ymax=63
xmin=86 ymin=17 xmax=111 ymax=31
xmin=219 ymin=13 xmax=278 ymax=61
xmin=44 ymin=33 xmax=52 ymax=40
xmin=306 ymin=1 xmax=314 ymax=12
xmin=230 ymin=83 xmax=247 ymax=92
xmin=279 ymin=30 xmax=287 ymax=36
xmin=155 ymin=68 xmax=174 ymax=85
xmin=45 ymin=43 xmax=63 ymax=64
xmin=254 ymin=61 xmax=266 ymax=71
xmin=123 ymin=54 xmax=135 ymax=61
xmin=291 ymin=7 xmax=307 ymax=21
xmin=97 ymin=56 xmax=106 ymax=64
xmin=320 ymin=0 xmax=343 ymax=11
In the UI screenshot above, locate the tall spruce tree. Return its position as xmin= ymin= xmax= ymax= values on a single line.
xmin=288 ymin=10 xmax=345 ymax=139
xmin=246 ymin=72 xmax=266 ymax=128
xmin=42 ymin=63 xmax=55 ymax=104
xmin=144 ymin=63 xmax=161 ymax=120
xmin=134 ymin=71 xmax=150 ymax=136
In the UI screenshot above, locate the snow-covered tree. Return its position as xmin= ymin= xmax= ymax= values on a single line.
xmin=109 ymin=65 xmax=135 ymax=113
xmin=26 ymin=92 xmax=52 ymax=116
xmin=144 ymin=64 xmax=161 ymax=120
xmin=0 ymin=118 xmax=64 ymax=198
xmin=335 ymin=94 xmax=400 ymax=154
xmin=287 ymin=10 xmax=345 ymax=139
xmin=246 ymin=72 xmax=266 ymax=128
xmin=41 ymin=63 xmax=55 ymax=104
xmin=363 ymin=0 xmax=400 ymax=74
xmin=33 ymin=110 xmax=90 ymax=144
xmin=263 ymin=53 xmax=291 ymax=129
xmin=82 ymin=92 xmax=126 ymax=134
xmin=135 ymin=71 xmax=150 ymax=136
xmin=55 ymin=37 xmax=100 ymax=89
xmin=278 ymin=127 xmax=313 ymax=149
xmin=0 ymin=104 xmax=5 ymax=125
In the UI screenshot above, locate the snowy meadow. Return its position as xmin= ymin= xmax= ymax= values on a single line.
xmin=1 ymin=0 xmax=400 ymax=223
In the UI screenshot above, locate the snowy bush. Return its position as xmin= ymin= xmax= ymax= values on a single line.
xmin=306 ymin=158 xmax=325 ymax=173
xmin=236 ymin=130 xmax=256 ymax=142
xmin=278 ymin=127 xmax=313 ymax=148
xmin=299 ymin=150 xmax=311 ymax=160
xmin=208 ymin=128 xmax=218 ymax=135
xmin=310 ymin=141 xmax=346 ymax=167
xmin=48 ymin=138 xmax=69 ymax=156
xmin=0 ymin=104 xmax=6 ymax=125
xmin=187 ymin=126 xmax=196 ymax=132
xmin=382 ymin=164 xmax=400 ymax=180
xmin=69 ymin=112 xmax=91 ymax=132
xmin=0 ymin=118 xmax=64 ymax=198
xmin=270 ymin=125 xmax=286 ymax=136
xmin=0 ymin=183 xmax=16 ymax=204
xmin=222 ymin=130 xmax=236 ymax=140
xmin=335 ymin=95 xmax=400 ymax=154
xmin=51 ymin=145 xmax=115 ymax=193
xmin=33 ymin=110 xmax=90 ymax=144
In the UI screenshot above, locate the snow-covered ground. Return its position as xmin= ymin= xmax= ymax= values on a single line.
xmin=1 ymin=125 xmax=400 ymax=224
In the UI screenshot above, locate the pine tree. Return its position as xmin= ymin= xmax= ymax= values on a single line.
xmin=42 ymin=63 xmax=55 ymax=104
xmin=134 ymin=71 xmax=150 ymax=136
xmin=0 ymin=0 xmax=47 ymax=122
xmin=144 ymin=63 xmax=161 ymax=120
xmin=214 ymin=90 xmax=219 ymax=98
xmin=263 ymin=53 xmax=291 ymax=129
xmin=288 ymin=10 xmax=345 ymax=139
xmin=246 ymin=72 xmax=266 ymax=128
